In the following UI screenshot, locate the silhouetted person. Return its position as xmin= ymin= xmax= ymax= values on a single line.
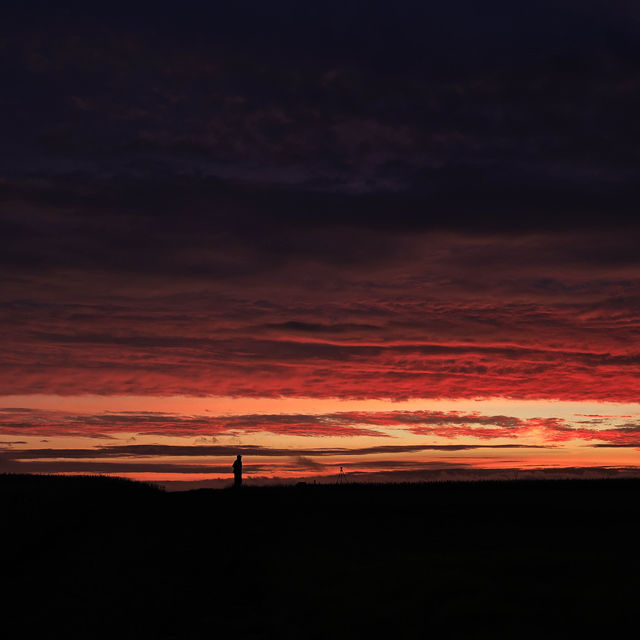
xmin=232 ymin=455 xmax=242 ymax=488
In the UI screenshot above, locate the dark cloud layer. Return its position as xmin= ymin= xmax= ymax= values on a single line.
xmin=5 ymin=1 xmax=640 ymax=209
xmin=0 ymin=441 xmax=545 ymax=461
xmin=0 ymin=441 xmax=543 ymax=477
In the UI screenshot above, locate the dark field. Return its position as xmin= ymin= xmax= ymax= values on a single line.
xmin=3 ymin=475 xmax=639 ymax=638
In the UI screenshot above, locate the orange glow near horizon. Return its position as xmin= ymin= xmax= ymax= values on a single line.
xmin=1 ymin=394 xmax=639 ymax=486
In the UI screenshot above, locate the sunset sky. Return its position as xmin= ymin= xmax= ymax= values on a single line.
xmin=2 ymin=1 xmax=640 ymax=487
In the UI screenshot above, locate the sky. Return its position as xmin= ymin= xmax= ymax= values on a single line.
xmin=2 ymin=1 xmax=640 ymax=488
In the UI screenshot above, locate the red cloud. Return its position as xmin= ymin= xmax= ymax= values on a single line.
xmin=4 ymin=229 xmax=640 ymax=402
xmin=1 ymin=407 xmax=638 ymax=447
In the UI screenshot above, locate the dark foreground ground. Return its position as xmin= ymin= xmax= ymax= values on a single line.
xmin=3 ymin=475 xmax=639 ymax=639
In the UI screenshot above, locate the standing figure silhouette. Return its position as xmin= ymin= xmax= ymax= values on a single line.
xmin=232 ymin=454 xmax=243 ymax=488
